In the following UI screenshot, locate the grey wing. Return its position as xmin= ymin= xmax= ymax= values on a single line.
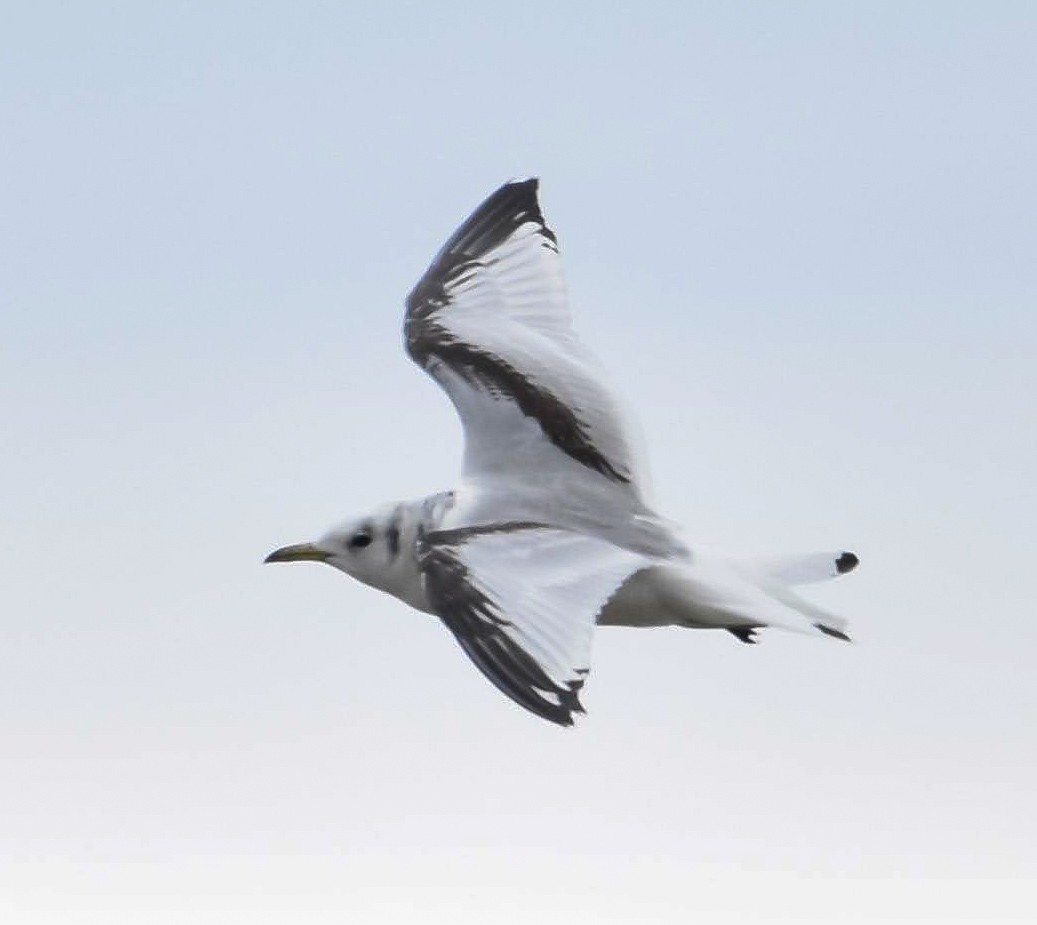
xmin=405 ymin=178 xmax=649 ymax=502
xmin=417 ymin=522 xmax=650 ymax=726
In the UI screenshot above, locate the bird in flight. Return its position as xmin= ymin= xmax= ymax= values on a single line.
xmin=266 ymin=178 xmax=858 ymax=726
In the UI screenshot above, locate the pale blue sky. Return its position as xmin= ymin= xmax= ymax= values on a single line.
xmin=2 ymin=3 xmax=1035 ymax=922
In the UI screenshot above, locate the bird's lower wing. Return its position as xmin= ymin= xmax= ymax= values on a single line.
xmin=417 ymin=522 xmax=649 ymax=726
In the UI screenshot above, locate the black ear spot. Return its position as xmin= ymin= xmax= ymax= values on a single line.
xmin=349 ymin=532 xmax=373 ymax=549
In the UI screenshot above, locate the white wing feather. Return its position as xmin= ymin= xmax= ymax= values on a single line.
xmin=419 ymin=523 xmax=650 ymax=726
xmin=406 ymin=178 xmax=649 ymax=502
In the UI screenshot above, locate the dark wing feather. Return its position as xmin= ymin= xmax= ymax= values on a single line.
xmin=417 ymin=523 xmax=647 ymax=727
xmin=405 ymin=178 xmax=645 ymax=493
xmin=406 ymin=178 xmax=556 ymax=318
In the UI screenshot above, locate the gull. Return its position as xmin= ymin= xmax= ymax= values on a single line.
xmin=266 ymin=178 xmax=858 ymax=727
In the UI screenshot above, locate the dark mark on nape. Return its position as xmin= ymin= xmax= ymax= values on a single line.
xmin=386 ymin=505 xmax=402 ymax=559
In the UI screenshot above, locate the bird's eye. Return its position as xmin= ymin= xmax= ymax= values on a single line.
xmin=348 ymin=532 xmax=372 ymax=550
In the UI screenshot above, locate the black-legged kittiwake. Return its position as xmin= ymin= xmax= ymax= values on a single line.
xmin=266 ymin=179 xmax=858 ymax=727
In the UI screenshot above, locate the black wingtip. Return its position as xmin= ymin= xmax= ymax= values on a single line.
xmin=835 ymin=551 xmax=860 ymax=574
xmin=560 ymin=682 xmax=586 ymax=716
xmin=506 ymin=175 xmax=539 ymax=190
xmin=814 ymin=622 xmax=852 ymax=642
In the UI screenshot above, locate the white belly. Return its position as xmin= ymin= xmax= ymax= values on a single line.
xmin=598 ymin=564 xmax=759 ymax=629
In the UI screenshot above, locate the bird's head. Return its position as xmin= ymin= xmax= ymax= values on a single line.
xmin=264 ymin=505 xmax=406 ymax=594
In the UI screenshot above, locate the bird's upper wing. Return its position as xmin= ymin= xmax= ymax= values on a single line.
xmin=417 ymin=521 xmax=649 ymax=726
xmin=405 ymin=178 xmax=648 ymax=501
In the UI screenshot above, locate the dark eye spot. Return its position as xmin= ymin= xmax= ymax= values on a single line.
xmin=348 ymin=532 xmax=372 ymax=550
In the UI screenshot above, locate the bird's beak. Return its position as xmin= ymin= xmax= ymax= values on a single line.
xmin=264 ymin=542 xmax=330 ymax=564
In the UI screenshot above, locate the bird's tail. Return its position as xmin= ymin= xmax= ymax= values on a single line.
xmin=733 ymin=550 xmax=859 ymax=642
xmin=749 ymin=550 xmax=859 ymax=586
xmin=770 ymin=587 xmax=853 ymax=641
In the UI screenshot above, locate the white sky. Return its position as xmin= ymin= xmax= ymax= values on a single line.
xmin=2 ymin=2 xmax=1035 ymax=922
